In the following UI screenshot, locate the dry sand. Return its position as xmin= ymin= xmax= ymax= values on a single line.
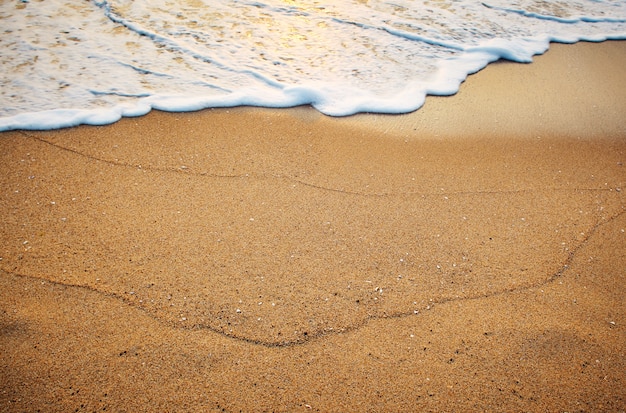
xmin=1 ymin=41 xmax=625 ymax=412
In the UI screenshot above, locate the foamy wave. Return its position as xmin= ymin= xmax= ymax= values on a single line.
xmin=1 ymin=0 xmax=625 ymax=131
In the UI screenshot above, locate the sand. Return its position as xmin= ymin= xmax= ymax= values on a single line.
xmin=1 ymin=41 xmax=625 ymax=412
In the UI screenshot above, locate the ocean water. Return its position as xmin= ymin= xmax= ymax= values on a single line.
xmin=1 ymin=0 xmax=625 ymax=131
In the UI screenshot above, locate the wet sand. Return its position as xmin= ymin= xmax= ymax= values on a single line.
xmin=1 ymin=41 xmax=625 ymax=412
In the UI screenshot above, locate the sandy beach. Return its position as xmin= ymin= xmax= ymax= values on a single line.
xmin=1 ymin=40 xmax=625 ymax=412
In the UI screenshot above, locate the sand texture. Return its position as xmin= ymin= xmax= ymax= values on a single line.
xmin=1 ymin=41 xmax=625 ymax=412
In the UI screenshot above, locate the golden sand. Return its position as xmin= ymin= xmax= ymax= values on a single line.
xmin=1 ymin=41 xmax=625 ymax=411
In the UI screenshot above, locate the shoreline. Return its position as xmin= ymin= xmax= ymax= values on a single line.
xmin=1 ymin=41 xmax=625 ymax=411
xmin=342 ymin=40 xmax=626 ymax=138
xmin=2 ymin=40 xmax=626 ymax=136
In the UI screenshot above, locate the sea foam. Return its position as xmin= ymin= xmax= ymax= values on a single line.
xmin=1 ymin=0 xmax=625 ymax=131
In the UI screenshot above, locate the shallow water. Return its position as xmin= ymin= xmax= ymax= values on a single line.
xmin=1 ymin=0 xmax=625 ymax=130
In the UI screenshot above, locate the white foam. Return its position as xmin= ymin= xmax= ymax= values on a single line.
xmin=1 ymin=0 xmax=625 ymax=131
